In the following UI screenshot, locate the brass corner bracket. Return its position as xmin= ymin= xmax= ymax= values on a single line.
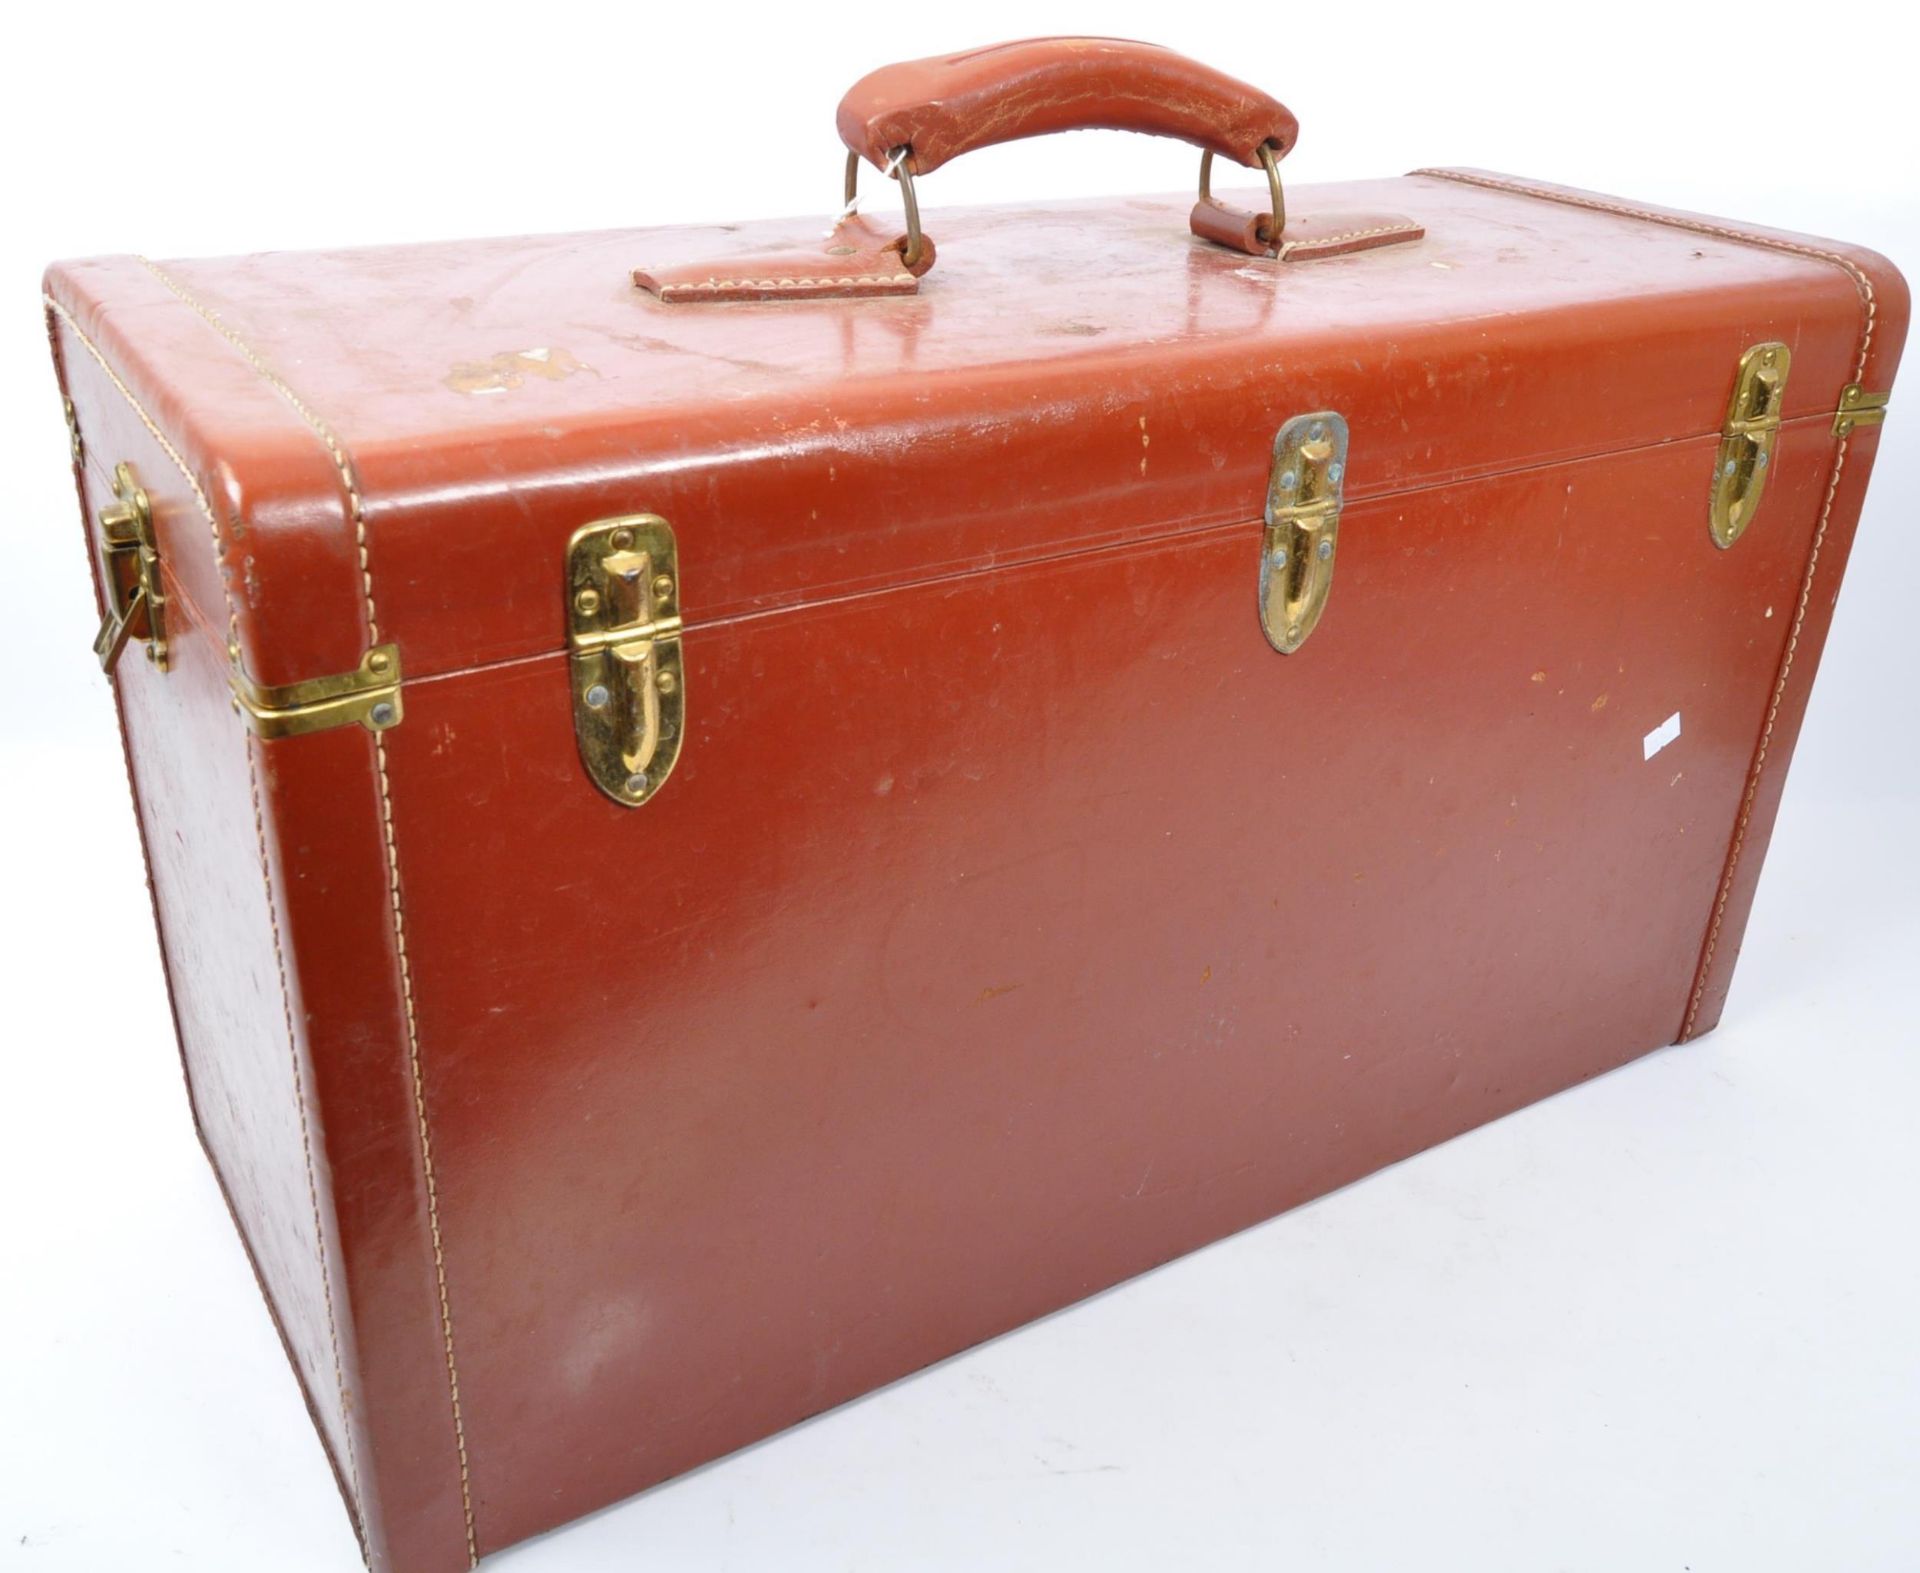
xmin=1832 ymin=384 xmax=1890 ymax=437
xmin=230 ymin=644 xmax=403 ymax=739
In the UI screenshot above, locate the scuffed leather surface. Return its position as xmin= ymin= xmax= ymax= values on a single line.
xmin=44 ymin=261 xmax=373 ymax=691
xmin=46 ymin=406 xmax=370 ymax=1545
xmin=636 ymin=215 xmax=933 ymax=302
xmin=46 ymin=169 xmax=1907 ymax=1572
xmin=54 ymin=176 xmax=1899 ymax=689
xmin=52 ymin=304 xmax=477 ymax=1573
xmin=256 ymin=714 xmax=479 ymax=1573
xmin=1189 ymin=199 xmax=1425 ymax=258
xmin=837 ymin=37 xmax=1297 ymax=175
xmin=385 ymin=423 xmax=1855 ymax=1552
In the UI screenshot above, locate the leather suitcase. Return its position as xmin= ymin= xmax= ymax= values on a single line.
xmin=44 ymin=37 xmax=1906 ymax=1573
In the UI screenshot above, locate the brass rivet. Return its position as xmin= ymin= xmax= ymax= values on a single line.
xmin=575 ymin=588 xmax=601 ymax=615
xmin=367 ymin=651 xmax=392 ymax=675
xmin=651 ymin=575 xmax=674 ymax=600
xmin=656 ymin=670 xmax=678 ymax=694
xmin=609 ymin=528 xmax=634 ymax=550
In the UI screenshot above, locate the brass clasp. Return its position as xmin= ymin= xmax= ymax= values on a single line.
xmin=1709 ymin=342 xmax=1790 ymax=549
xmin=1261 ymin=412 xmax=1347 ymax=653
xmin=567 ymin=515 xmax=685 ymax=807
xmin=91 ymin=461 xmax=169 ymax=674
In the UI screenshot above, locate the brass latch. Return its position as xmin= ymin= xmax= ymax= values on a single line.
xmin=91 ymin=461 xmax=169 ymax=674
xmin=1261 ymin=412 xmax=1347 ymax=653
xmin=567 ymin=514 xmax=685 ymax=807
xmin=1710 ymin=342 xmax=1790 ymax=549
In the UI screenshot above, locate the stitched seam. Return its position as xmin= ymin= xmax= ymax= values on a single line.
xmin=1409 ymin=170 xmax=1876 ymax=380
xmin=1307 ymin=223 xmax=1422 ymax=246
xmin=134 ymin=259 xmax=480 ymax=1565
xmin=45 ymin=294 xmax=370 ymax=1562
xmin=138 ymin=260 xmax=385 ymax=643
xmin=243 ymin=730 xmax=373 ymax=1566
xmin=659 ymin=274 xmax=915 ymax=295
xmin=1682 ymin=437 xmax=1850 ymax=1037
xmin=46 ymin=298 xmax=235 ymax=612
xmin=1408 ymin=171 xmax=1876 ymax=1037
xmin=1280 ymin=222 xmax=1423 ymax=256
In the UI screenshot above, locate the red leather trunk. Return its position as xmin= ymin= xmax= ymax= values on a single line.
xmin=46 ymin=165 xmax=1906 ymax=1571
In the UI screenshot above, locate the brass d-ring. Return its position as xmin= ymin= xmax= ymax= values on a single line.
xmin=843 ymin=148 xmax=924 ymax=268
xmin=1198 ymin=144 xmax=1286 ymax=250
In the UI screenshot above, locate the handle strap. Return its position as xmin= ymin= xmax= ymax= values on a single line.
xmin=836 ymin=37 xmax=1298 ymax=177
xmin=636 ymin=39 xmax=1421 ymax=301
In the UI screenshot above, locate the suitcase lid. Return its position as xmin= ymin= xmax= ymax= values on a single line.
xmin=47 ymin=169 xmax=1894 ymax=694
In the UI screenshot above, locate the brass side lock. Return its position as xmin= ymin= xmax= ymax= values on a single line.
xmin=92 ymin=461 xmax=169 ymax=674
xmin=1709 ymin=342 xmax=1790 ymax=549
xmin=1261 ymin=412 xmax=1347 ymax=654
xmin=567 ymin=515 xmax=685 ymax=807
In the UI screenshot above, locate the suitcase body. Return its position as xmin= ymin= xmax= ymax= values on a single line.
xmin=45 ymin=41 xmax=1906 ymax=1573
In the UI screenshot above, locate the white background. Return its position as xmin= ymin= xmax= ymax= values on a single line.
xmin=3 ymin=2 xmax=1916 ymax=1569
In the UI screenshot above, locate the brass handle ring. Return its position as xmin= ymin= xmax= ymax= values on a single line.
xmin=844 ymin=138 xmax=1279 ymax=270
xmin=1198 ymin=144 xmax=1286 ymax=249
xmin=842 ymin=148 xmax=925 ymax=268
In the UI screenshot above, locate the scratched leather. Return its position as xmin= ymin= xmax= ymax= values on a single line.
xmin=1187 ymin=199 xmax=1425 ymax=258
xmin=51 ymin=424 xmax=365 ymax=1531
xmin=45 ymin=152 xmax=1908 ymax=1573
xmin=635 ymin=214 xmax=935 ymax=302
xmin=49 ymin=177 xmax=1898 ymax=689
xmin=836 ymin=37 xmax=1298 ymax=174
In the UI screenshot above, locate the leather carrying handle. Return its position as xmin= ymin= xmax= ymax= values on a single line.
xmin=836 ymin=37 xmax=1298 ymax=178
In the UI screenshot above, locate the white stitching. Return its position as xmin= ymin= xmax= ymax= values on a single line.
xmin=1409 ymin=171 xmax=1879 ymax=1038
xmin=44 ymin=293 xmax=371 ymax=1563
xmin=1280 ymin=221 xmax=1424 ymax=256
xmin=657 ymin=273 xmax=916 ymax=297
xmin=1409 ymin=169 xmax=1876 ymax=382
xmin=134 ymin=259 xmax=482 ymax=1566
xmin=138 ymin=261 xmax=386 ymax=645
xmin=46 ymin=297 xmax=235 ymax=601
xmin=1683 ymin=439 xmax=1850 ymax=1038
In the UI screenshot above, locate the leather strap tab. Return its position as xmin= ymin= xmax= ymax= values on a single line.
xmin=636 ymin=217 xmax=935 ymax=304
xmin=838 ymin=37 xmax=1297 ymax=177
xmin=1190 ymin=200 xmax=1425 ymax=261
